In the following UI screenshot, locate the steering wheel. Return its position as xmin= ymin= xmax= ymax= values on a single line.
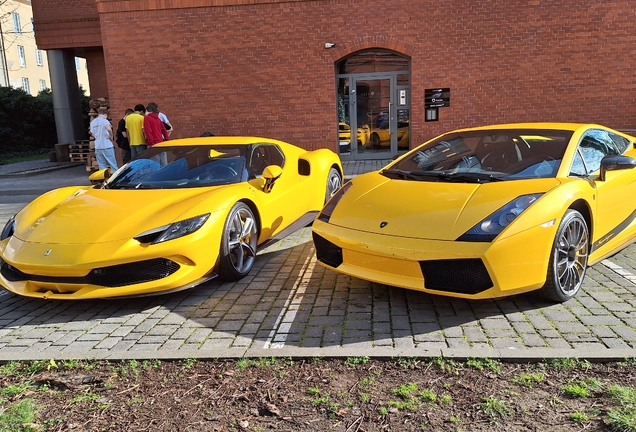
xmin=202 ymin=165 xmax=238 ymax=181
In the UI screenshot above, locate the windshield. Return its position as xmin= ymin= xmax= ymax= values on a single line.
xmin=386 ymin=129 xmax=573 ymax=183
xmin=105 ymin=145 xmax=248 ymax=190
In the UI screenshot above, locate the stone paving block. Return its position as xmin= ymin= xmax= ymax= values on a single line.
xmin=520 ymin=333 xmax=547 ymax=347
xmin=552 ymin=321 xmax=590 ymax=334
xmin=446 ymin=338 xmax=470 ymax=349
xmin=95 ymin=337 xmax=122 ymax=350
xmin=611 ymin=326 xmax=636 ymax=342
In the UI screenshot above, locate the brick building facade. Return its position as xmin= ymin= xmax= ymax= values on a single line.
xmin=32 ymin=0 xmax=636 ymax=160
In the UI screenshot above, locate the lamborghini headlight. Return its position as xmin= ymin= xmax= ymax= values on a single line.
xmin=134 ymin=214 xmax=210 ymax=245
xmin=1 ymin=215 xmax=15 ymax=241
xmin=318 ymin=181 xmax=353 ymax=222
xmin=458 ymin=194 xmax=543 ymax=242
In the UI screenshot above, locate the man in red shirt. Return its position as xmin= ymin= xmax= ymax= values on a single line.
xmin=143 ymin=102 xmax=170 ymax=146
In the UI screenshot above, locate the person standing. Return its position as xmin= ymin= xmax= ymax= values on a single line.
xmin=158 ymin=110 xmax=173 ymax=137
xmin=89 ymin=107 xmax=119 ymax=171
xmin=125 ymin=104 xmax=146 ymax=158
xmin=144 ymin=102 xmax=170 ymax=147
xmin=116 ymin=108 xmax=133 ymax=163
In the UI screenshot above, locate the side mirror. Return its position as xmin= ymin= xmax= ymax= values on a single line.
xmin=599 ymin=155 xmax=636 ymax=181
xmin=88 ymin=167 xmax=112 ymax=186
xmin=262 ymin=165 xmax=282 ymax=193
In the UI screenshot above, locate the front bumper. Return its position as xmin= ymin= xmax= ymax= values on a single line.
xmin=311 ymin=219 xmax=557 ymax=300
xmin=0 ymin=232 xmax=221 ymax=300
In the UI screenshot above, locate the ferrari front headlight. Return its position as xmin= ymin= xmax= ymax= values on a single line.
xmin=135 ymin=214 xmax=210 ymax=245
xmin=318 ymin=181 xmax=353 ymax=222
xmin=1 ymin=215 xmax=15 ymax=241
xmin=458 ymin=194 xmax=543 ymax=242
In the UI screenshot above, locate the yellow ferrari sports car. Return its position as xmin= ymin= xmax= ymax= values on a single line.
xmin=0 ymin=137 xmax=343 ymax=299
xmin=313 ymin=123 xmax=636 ymax=302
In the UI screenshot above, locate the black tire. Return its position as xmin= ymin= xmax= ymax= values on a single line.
xmin=218 ymin=202 xmax=259 ymax=280
xmin=541 ymin=209 xmax=589 ymax=302
xmin=370 ymin=133 xmax=380 ymax=149
xmin=325 ymin=168 xmax=342 ymax=203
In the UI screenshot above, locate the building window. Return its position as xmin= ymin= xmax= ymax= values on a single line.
xmin=39 ymin=79 xmax=46 ymax=91
xmin=35 ymin=49 xmax=43 ymax=66
xmin=75 ymin=57 xmax=81 ymax=71
xmin=17 ymin=46 xmax=26 ymax=67
xmin=12 ymin=12 xmax=21 ymax=33
xmin=22 ymin=78 xmax=30 ymax=94
xmin=31 ymin=18 xmax=35 ymax=33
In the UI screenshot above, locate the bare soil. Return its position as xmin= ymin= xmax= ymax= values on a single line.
xmin=2 ymin=357 xmax=636 ymax=431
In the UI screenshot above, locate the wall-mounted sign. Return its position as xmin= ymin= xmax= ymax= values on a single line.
xmin=425 ymin=88 xmax=450 ymax=108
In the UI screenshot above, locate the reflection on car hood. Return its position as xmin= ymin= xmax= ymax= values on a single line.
xmin=13 ymin=187 xmax=224 ymax=244
xmin=329 ymin=172 xmax=560 ymax=241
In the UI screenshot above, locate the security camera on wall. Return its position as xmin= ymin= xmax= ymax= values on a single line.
xmin=324 ymin=43 xmax=336 ymax=49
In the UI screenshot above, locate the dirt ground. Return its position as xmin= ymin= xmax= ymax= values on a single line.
xmin=2 ymin=357 xmax=636 ymax=431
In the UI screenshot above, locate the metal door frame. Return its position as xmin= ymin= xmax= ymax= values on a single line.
xmin=337 ymin=71 xmax=409 ymax=160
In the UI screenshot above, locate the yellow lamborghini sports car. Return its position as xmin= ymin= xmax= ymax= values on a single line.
xmin=313 ymin=123 xmax=636 ymax=302
xmin=0 ymin=137 xmax=343 ymax=299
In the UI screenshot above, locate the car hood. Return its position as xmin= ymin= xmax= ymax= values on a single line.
xmin=328 ymin=172 xmax=561 ymax=241
xmin=13 ymin=186 xmax=225 ymax=245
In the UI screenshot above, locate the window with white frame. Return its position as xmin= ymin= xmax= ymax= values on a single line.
xmin=75 ymin=57 xmax=81 ymax=71
xmin=39 ymin=79 xmax=47 ymax=91
xmin=35 ymin=49 xmax=43 ymax=66
xmin=12 ymin=12 xmax=21 ymax=33
xmin=17 ymin=46 xmax=26 ymax=67
xmin=22 ymin=78 xmax=30 ymax=94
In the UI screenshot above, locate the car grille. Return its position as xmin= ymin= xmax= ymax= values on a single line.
xmin=312 ymin=232 xmax=343 ymax=268
xmin=0 ymin=258 xmax=180 ymax=288
xmin=419 ymin=259 xmax=493 ymax=294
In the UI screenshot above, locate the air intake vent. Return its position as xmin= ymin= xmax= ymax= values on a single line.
xmin=312 ymin=232 xmax=343 ymax=268
xmin=419 ymin=259 xmax=493 ymax=294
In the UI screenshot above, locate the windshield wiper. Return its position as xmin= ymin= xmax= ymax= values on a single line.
xmin=381 ymin=169 xmax=428 ymax=181
xmin=434 ymin=172 xmax=504 ymax=183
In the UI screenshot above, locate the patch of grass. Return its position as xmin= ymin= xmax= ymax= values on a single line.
xmin=511 ymin=372 xmax=545 ymax=388
xmin=606 ymin=384 xmax=636 ymax=431
xmin=544 ymin=358 xmax=590 ymax=370
xmin=0 ymin=398 xmax=37 ymax=431
xmin=181 ymin=358 xmax=196 ymax=369
xmin=359 ymin=392 xmax=371 ymax=403
xmin=0 ymin=152 xmax=48 ymax=164
xmin=395 ymin=357 xmax=418 ymax=369
xmin=387 ymin=398 xmax=419 ymax=412
xmin=114 ymin=359 xmax=140 ymax=380
xmin=429 ymin=357 xmax=459 ymax=374
xmin=570 ymin=411 xmax=590 ymax=422
xmin=393 ymin=382 xmax=418 ymax=399
xmin=378 ymin=406 xmax=388 ymax=416
xmin=70 ymin=391 xmax=100 ymax=405
xmin=142 ymin=359 xmax=162 ymax=369
xmin=418 ymin=389 xmax=437 ymax=402
xmin=439 ymin=394 xmax=452 ymax=403
xmin=481 ymin=396 xmax=512 ymax=420
xmin=344 ymin=356 xmax=370 ymax=367
xmin=0 ymin=382 xmax=32 ymax=400
xmin=236 ymin=358 xmax=255 ymax=370
xmin=466 ymin=357 xmax=502 ymax=374
xmin=561 ymin=382 xmax=589 ymax=398
xmin=308 ymin=386 xmax=321 ymax=395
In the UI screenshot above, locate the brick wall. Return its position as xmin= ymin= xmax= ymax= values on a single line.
xmin=37 ymin=0 xmax=636 ymax=151
xmin=33 ymin=0 xmax=100 ymax=49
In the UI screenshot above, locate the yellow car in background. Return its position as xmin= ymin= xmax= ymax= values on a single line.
xmin=339 ymin=122 xmax=369 ymax=152
xmin=313 ymin=123 xmax=636 ymax=302
xmin=368 ymin=119 xmax=410 ymax=149
xmin=0 ymin=137 xmax=343 ymax=299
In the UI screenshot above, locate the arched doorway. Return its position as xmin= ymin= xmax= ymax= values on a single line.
xmin=336 ymin=50 xmax=410 ymax=160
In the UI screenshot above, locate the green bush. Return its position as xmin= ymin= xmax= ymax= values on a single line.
xmin=0 ymin=86 xmax=90 ymax=160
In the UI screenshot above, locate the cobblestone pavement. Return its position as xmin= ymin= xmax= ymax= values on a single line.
xmin=1 ymin=160 xmax=636 ymax=361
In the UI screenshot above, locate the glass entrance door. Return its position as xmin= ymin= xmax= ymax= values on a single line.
xmin=337 ymin=74 xmax=410 ymax=159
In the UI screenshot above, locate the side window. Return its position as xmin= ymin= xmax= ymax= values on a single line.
xmin=608 ymin=131 xmax=631 ymax=154
xmin=570 ymin=151 xmax=587 ymax=177
xmin=248 ymin=145 xmax=285 ymax=178
xmin=572 ymin=130 xmax=620 ymax=175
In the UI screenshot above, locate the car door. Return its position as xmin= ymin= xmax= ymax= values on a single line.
xmin=246 ymin=144 xmax=311 ymax=240
xmin=572 ymin=129 xmax=636 ymax=251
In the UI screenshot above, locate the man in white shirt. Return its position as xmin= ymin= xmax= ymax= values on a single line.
xmin=89 ymin=107 xmax=119 ymax=171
